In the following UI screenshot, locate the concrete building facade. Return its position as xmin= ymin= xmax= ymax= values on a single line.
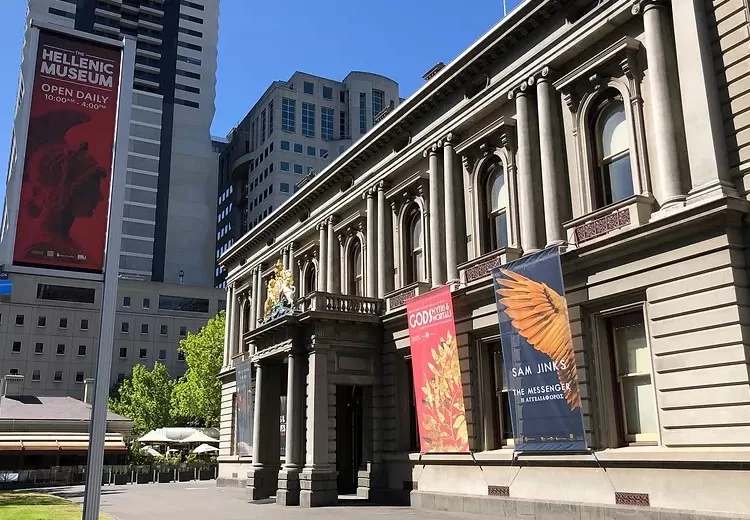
xmin=214 ymin=71 xmax=399 ymax=288
xmin=16 ymin=0 xmax=220 ymax=286
xmin=0 ymin=271 xmax=225 ymax=400
xmin=215 ymin=1 xmax=750 ymax=518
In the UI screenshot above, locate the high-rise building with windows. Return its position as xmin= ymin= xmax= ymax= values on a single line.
xmin=215 ymin=71 xmax=399 ymax=288
xmin=20 ymin=0 xmax=219 ymax=287
xmin=0 ymin=1 xmax=225 ymax=399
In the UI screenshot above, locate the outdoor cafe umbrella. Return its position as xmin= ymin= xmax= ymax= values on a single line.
xmin=192 ymin=443 xmax=219 ymax=454
xmin=140 ymin=446 xmax=162 ymax=458
xmin=180 ymin=430 xmax=219 ymax=444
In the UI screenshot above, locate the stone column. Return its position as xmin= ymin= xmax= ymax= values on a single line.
xmin=442 ymin=134 xmax=460 ymax=283
xmin=425 ymin=144 xmax=445 ymax=286
xmin=671 ymin=0 xmax=737 ymax=202
xmin=635 ymin=0 xmax=685 ymax=208
xmin=296 ymin=259 xmax=305 ymax=297
xmin=277 ymin=353 xmax=303 ymax=506
xmin=512 ymin=83 xmax=540 ymax=252
xmin=222 ymin=284 xmax=233 ymax=366
xmin=376 ymin=182 xmax=392 ymax=297
xmin=318 ymin=222 xmax=327 ymax=292
xmin=365 ymin=188 xmax=378 ymax=297
xmin=535 ymin=68 xmax=565 ymax=245
xmin=300 ymin=349 xmax=336 ymax=507
xmin=326 ymin=218 xmax=338 ymax=293
xmin=228 ymin=285 xmax=239 ymax=362
xmin=237 ymin=297 xmax=246 ymax=355
xmin=247 ymin=362 xmax=282 ymax=501
xmin=282 ymin=247 xmax=290 ymax=271
xmin=288 ymin=242 xmax=297 ymax=292
xmin=249 ymin=277 xmax=257 ymax=333
xmin=253 ymin=268 xmax=262 ymax=328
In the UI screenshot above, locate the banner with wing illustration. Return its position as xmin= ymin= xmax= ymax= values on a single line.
xmin=491 ymin=247 xmax=587 ymax=452
xmin=406 ymin=286 xmax=469 ymax=453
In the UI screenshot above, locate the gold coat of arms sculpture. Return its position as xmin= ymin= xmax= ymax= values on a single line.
xmin=262 ymin=260 xmax=296 ymax=322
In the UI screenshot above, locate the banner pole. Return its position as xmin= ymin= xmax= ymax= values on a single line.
xmin=81 ymin=35 xmax=135 ymax=520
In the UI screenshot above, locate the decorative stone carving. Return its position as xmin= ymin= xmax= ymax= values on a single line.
xmin=261 ymin=260 xmax=296 ymax=323
xmin=573 ymin=209 xmax=631 ymax=244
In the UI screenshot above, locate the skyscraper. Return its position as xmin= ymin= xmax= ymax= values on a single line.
xmin=21 ymin=0 xmax=219 ymax=287
xmin=215 ymin=71 xmax=400 ymax=288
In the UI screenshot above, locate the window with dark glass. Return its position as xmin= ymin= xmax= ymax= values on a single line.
xmin=305 ymin=265 xmax=317 ymax=294
xmin=179 ymin=326 xmax=188 ymax=337
xmin=591 ymin=91 xmax=634 ymax=207
xmin=35 ymin=342 xmax=44 ymax=354
xmin=160 ymin=325 xmax=168 ymax=335
xmin=59 ymin=318 xmax=68 ymax=329
xmin=78 ymin=345 xmax=86 ymax=356
xmin=158 ymin=295 xmax=210 ymax=313
xmin=80 ymin=319 xmax=89 ymax=330
xmin=121 ymin=322 xmax=130 ymax=333
xmin=159 ymin=349 xmax=167 ymax=360
xmin=57 ymin=344 xmax=65 ymax=355
xmin=178 ymin=352 xmax=186 ymax=361
xmin=119 ymin=347 xmax=127 ymax=358
xmin=483 ymin=161 xmax=509 ymax=252
xmin=485 ymin=340 xmax=514 ymax=447
xmin=143 ymin=298 xmax=151 ymax=309
xmin=141 ymin=324 xmax=149 ymax=334
xmin=405 ymin=208 xmax=425 ymax=284
xmin=349 ymin=241 xmax=364 ymax=296
xmin=11 ymin=341 xmax=21 ymax=353
xmin=15 ymin=314 xmax=24 ymax=326
xmin=37 ymin=316 xmax=46 ymax=327
xmin=54 ymin=370 xmax=63 ymax=382
xmin=139 ymin=348 xmax=147 ymax=359
xmin=36 ymin=284 xmax=96 ymax=304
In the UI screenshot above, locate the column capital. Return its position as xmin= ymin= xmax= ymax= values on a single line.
xmin=362 ymin=186 xmax=377 ymax=199
xmin=631 ymin=0 xmax=669 ymax=15
xmin=376 ymin=179 xmax=390 ymax=192
xmin=422 ymin=142 xmax=440 ymax=158
xmin=508 ymin=80 xmax=530 ymax=100
xmin=438 ymin=132 xmax=460 ymax=149
xmin=532 ymin=66 xmax=558 ymax=84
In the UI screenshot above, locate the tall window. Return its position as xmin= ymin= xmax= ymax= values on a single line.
xmin=261 ymin=109 xmax=267 ymax=142
xmin=484 ymin=161 xmax=509 ymax=252
xmin=607 ymin=311 xmax=657 ymax=444
xmin=282 ymin=98 xmax=295 ymax=133
xmin=340 ymin=110 xmax=348 ymax=139
xmin=302 ymin=102 xmax=315 ymax=137
xmin=359 ymin=93 xmax=367 ymax=135
xmin=372 ymin=89 xmax=384 ymax=123
xmin=349 ymin=241 xmax=364 ymax=296
xmin=592 ymin=92 xmax=633 ymax=206
xmin=321 ymin=107 xmax=334 ymax=141
xmin=268 ymin=101 xmax=274 ymax=135
xmin=304 ymin=264 xmax=317 ymax=295
xmin=484 ymin=340 xmax=514 ymax=448
xmin=406 ymin=208 xmax=425 ymax=284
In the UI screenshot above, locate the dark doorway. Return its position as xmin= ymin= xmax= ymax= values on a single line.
xmin=336 ymin=385 xmax=363 ymax=495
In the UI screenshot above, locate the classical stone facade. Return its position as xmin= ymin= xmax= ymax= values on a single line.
xmin=217 ymin=1 xmax=750 ymax=517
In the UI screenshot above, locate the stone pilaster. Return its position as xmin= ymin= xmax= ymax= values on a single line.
xmin=424 ymin=144 xmax=445 ymax=286
xmin=534 ymin=67 xmax=565 ymax=245
xmin=365 ymin=188 xmax=378 ymax=297
xmin=300 ymin=349 xmax=337 ymax=507
xmin=247 ymin=362 xmax=282 ymax=501
xmin=317 ymin=221 xmax=327 ymax=292
xmin=376 ymin=181 xmax=392 ymax=298
xmin=222 ymin=283 xmax=233 ymax=366
xmin=326 ymin=218 xmax=338 ymax=294
xmin=510 ymin=82 xmax=540 ymax=252
xmin=253 ymin=267 xmax=262 ymax=328
xmin=633 ymin=0 xmax=686 ymax=210
xmin=236 ymin=297 xmax=245 ymax=355
xmin=441 ymin=133 xmax=460 ymax=283
xmin=228 ymin=283 xmax=239 ymax=361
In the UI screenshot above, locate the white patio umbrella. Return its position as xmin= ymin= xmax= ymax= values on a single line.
xmin=180 ymin=430 xmax=219 ymax=444
xmin=192 ymin=443 xmax=219 ymax=454
xmin=140 ymin=446 xmax=162 ymax=458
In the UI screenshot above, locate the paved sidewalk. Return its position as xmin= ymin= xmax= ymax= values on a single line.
xmin=44 ymin=481 xmax=479 ymax=520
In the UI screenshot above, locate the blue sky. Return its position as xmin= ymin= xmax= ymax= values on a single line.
xmin=0 ymin=0 xmax=521 ymax=202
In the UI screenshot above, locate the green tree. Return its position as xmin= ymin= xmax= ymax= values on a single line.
xmin=171 ymin=311 xmax=225 ymax=428
xmin=108 ymin=362 xmax=174 ymax=436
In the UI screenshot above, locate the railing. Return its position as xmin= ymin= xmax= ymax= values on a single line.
xmin=0 ymin=463 xmax=218 ymax=490
xmin=298 ymin=292 xmax=383 ymax=317
xmin=458 ymin=247 xmax=523 ymax=285
xmin=384 ymin=281 xmax=432 ymax=312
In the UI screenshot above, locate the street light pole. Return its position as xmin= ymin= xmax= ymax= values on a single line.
xmin=81 ymin=34 xmax=135 ymax=520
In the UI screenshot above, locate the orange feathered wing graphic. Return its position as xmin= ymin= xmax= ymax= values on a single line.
xmin=495 ymin=268 xmax=582 ymax=411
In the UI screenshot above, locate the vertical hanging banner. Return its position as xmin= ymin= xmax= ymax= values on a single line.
xmin=13 ymin=29 xmax=121 ymax=273
xmin=492 ymin=247 xmax=587 ymax=452
xmin=406 ymin=286 xmax=469 ymax=453
xmin=234 ymin=360 xmax=254 ymax=457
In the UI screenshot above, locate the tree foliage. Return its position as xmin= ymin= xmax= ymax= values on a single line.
xmin=108 ymin=362 xmax=174 ymax=436
xmin=171 ymin=311 xmax=225 ymax=428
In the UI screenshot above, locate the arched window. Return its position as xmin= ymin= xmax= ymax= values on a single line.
xmin=405 ymin=208 xmax=425 ymax=284
xmin=348 ymin=240 xmax=364 ymax=296
xmin=592 ymin=92 xmax=633 ymax=207
xmin=484 ymin=161 xmax=509 ymax=252
xmin=304 ymin=263 xmax=316 ymax=295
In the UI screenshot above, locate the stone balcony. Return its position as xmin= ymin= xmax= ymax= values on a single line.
xmin=296 ymin=292 xmax=383 ymax=323
xmin=563 ymin=194 xmax=655 ymax=249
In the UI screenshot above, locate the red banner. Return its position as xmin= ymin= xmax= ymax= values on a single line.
xmin=13 ymin=29 xmax=121 ymax=273
xmin=406 ymin=286 xmax=469 ymax=453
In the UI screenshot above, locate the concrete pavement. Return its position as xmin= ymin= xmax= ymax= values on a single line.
xmin=44 ymin=481 xmax=479 ymax=520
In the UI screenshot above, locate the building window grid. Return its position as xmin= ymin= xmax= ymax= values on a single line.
xmin=359 ymin=93 xmax=367 ymax=135
xmin=268 ymin=101 xmax=274 ymax=134
xmin=261 ymin=109 xmax=267 ymax=143
xmin=321 ymin=107 xmax=334 ymax=141
xmin=282 ymin=98 xmax=296 ymax=133
xmin=302 ymin=103 xmax=315 ymax=137
xmin=372 ymin=89 xmax=384 ymax=124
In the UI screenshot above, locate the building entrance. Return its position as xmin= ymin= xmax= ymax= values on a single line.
xmin=336 ymin=385 xmax=364 ymax=495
